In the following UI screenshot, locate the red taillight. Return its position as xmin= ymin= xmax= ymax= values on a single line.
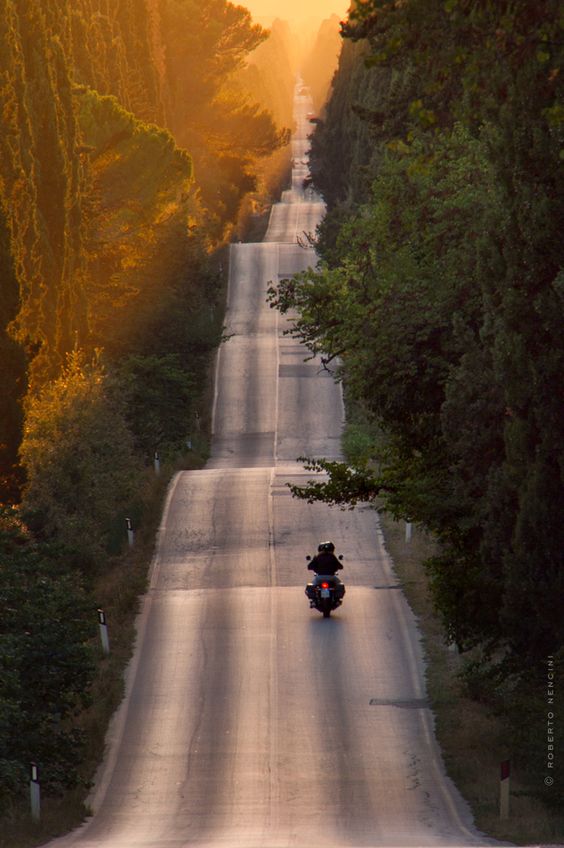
xmin=321 ymin=582 xmax=330 ymax=589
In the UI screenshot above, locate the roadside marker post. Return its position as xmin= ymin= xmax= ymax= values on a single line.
xmin=30 ymin=762 xmax=40 ymax=821
xmin=154 ymin=451 xmax=160 ymax=475
xmin=126 ymin=517 xmax=134 ymax=547
xmin=500 ymin=759 xmax=510 ymax=819
xmin=98 ymin=608 xmax=110 ymax=655
xmin=405 ymin=521 xmax=412 ymax=543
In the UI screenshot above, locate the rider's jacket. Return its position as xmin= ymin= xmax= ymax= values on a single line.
xmin=308 ymin=551 xmax=341 ymax=575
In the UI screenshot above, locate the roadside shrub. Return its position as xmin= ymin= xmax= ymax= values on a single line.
xmin=20 ymin=353 xmax=138 ymax=570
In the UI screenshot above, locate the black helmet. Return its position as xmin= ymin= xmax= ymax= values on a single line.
xmin=318 ymin=540 xmax=335 ymax=553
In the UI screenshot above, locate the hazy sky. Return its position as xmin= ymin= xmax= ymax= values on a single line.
xmin=242 ymin=0 xmax=350 ymax=26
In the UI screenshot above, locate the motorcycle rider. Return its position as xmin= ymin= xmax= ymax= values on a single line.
xmin=308 ymin=540 xmax=342 ymax=576
xmin=305 ymin=540 xmax=345 ymax=608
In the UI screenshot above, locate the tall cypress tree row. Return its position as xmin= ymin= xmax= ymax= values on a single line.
xmin=270 ymin=0 xmax=564 ymax=678
xmin=67 ymin=0 xmax=164 ymax=124
xmin=0 ymin=0 xmax=88 ymax=386
xmin=0 ymin=0 xmax=44 ymax=367
xmin=1 ymin=0 xmax=290 ymax=399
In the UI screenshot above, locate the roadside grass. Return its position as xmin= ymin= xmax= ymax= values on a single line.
xmin=377 ymin=508 xmax=564 ymax=845
xmin=0 ymin=791 xmax=89 ymax=848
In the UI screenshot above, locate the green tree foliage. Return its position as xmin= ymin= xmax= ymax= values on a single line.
xmin=308 ymin=37 xmax=389 ymax=209
xmin=110 ymin=238 xmax=224 ymax=456
xmin=19 ymin=354 xmax=137 ymax=570
xmin=0 ymin=509 xmax=95 ymax=804
xmin=270 ymin=0 xmax=564 ymax=683
xmin=115 ymin=354 xmax=197 ymax=457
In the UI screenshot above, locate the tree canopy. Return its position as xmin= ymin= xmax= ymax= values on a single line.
xmin=0 ymin=509 xmax=95 ymax=801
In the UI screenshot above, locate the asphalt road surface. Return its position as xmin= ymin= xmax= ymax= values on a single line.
xmin=46 ymin=82 xmax=496 ymax=848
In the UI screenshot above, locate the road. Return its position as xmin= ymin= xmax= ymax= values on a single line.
xmin=47 ymin=83 xmax=495 ymax=848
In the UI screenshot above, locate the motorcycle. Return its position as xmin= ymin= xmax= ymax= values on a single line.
xmin=305 ymin=554 xmax=345 ymax=618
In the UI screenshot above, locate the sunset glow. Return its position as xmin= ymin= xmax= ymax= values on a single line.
xmin=243 ymin=0 xmax=350 ymax=25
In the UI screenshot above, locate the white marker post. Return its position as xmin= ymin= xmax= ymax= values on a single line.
xmin=30 ymin=762 xmax=40 ymax=821
xmin=126 ymin=517 xmax=134 ymax=547
xmin=154 ymin=451 xmax=160 ymax=476
xmin=98 ymin=608 xmax=110 ymax=655
xmin=500 ymin=759 xmax=510 ymax=819
xmin=405 ymin=521 xmax=413 ymax=543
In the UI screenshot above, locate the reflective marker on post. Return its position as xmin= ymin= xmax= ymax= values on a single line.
xmin=30 ymin=762 xmax=40 ymax=821
xmin=98 ymin=608 xmax=110 ymax=655
xmin=126 ymin=517 xmax=134 ymax=547
xmin=500 ymin=759 xmax=510 ymax=819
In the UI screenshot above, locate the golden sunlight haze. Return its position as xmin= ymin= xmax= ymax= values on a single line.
xmin=242 ymin=0 xmax=350 ymax=25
